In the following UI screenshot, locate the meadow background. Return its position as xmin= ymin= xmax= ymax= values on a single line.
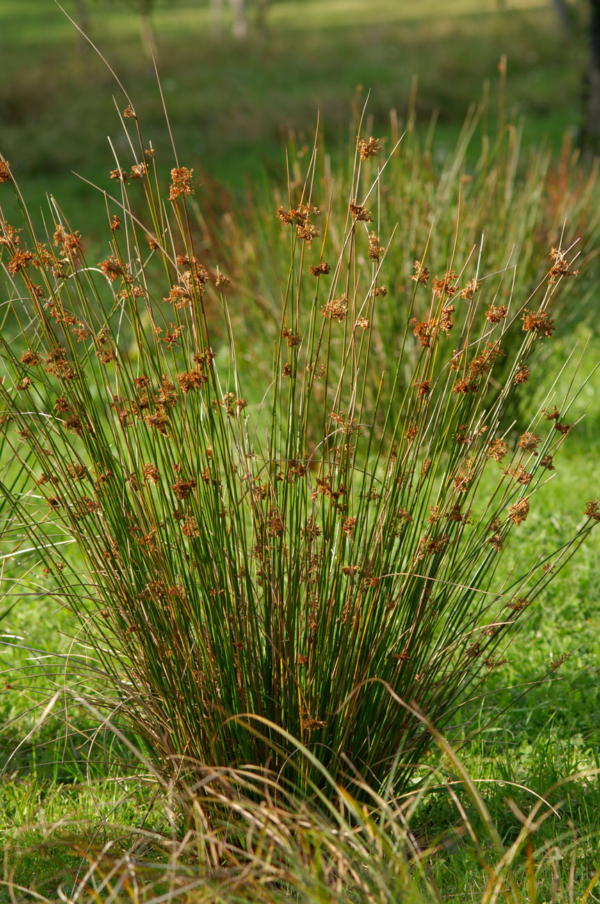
xmin=2 ymin=0 xmax=600 ymax=900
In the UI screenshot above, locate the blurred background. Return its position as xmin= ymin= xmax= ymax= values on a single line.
xmin=0 ymin=0 xmax=597 ymax=228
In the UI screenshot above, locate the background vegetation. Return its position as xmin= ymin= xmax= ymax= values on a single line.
xmin=0 ymin=0 xmax=592 ymax=219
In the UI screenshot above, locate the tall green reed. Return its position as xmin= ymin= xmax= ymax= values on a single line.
xmin=0 ymin=103 xmax=597 ymax=798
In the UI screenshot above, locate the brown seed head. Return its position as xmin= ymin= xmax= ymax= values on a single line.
xmin=508 ymin=498 xmax=530 ymax=525
xmin=584 ymin=499 xmax=600 ymax=522
xmin=357 ymin=136 xmax=382 ymax=160
xmin=342 ymin=517 xmax=358 ymax=537
xmin=460 ymin=278 xmax=481 ymax=300
xmin=410 ymin=317 xmax=435 ymax=348
xmin=368 ymin=232 xmax=384 ymax=261
xmin=309 ymin=261 xmax=331 ymax=277
xmin=542 ymin=405 xmax=560 ymax=421
xmin=131 ymin=162 xmax=148 ymax=180
xmin=411 ymin=260 xmax=429 ymax=287
xmin=549 ymin=247 xmax=579 ymax=284
xmin=485 ymin=303 xmax=507 ymax=324
xmin=322 ymin=294 xmax=349 ymax=322
xmin=350 ymin=202 xmax=373 ymax=222
xmin=514 ymin=366 xmax=530 ymax=385
xmin=268 ymin=515 xmax=285 ymax=536
xmin=432 ymin=270 xmax=458 ymax=298
xmin=487 ymin=438 xmax=508 ymax=463
xmin=522 ymin=309 xmax=556 ymax=337
xmin=554 ymin=421 xmax=572 ymax=436
xmin=519 ymin=432 xmax=541 ymax=453
xmin=169 ymin=167 xmax=194 ymax=200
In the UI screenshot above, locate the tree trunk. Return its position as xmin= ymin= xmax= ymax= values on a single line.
xmin=230 ymin=0 xmax=247 ymax=39
xmin=256 ymin=0 xmax=270 ymax=34
xmin=551 ymin=0 xmax=571 ymax=38
xmin=138 ymin=0 xmax=158 ymax=59
xmin=210 ymin=0 xmax=224 ymax=37
xmin=587 ymin=0 xmax=600 ymax=148
xmin=73 ymin=0 xmax=90 ymax=54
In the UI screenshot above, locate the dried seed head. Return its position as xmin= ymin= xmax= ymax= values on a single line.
xmin=485 ymin=303 xmax=507 ymax=324
xmin=99 ymin=255 xmax=128 ymax=282
xmin=357 ymin=135 xmax=382 ymax=160
xmin=182 ymin=515 xmax=199 ymax=538
xmin=439 ymin=305 xmax=455 ymax=334
xmin=322 ymin=294 xmax=349 ymax=321
xmin=514 ymin=365 xmax=530 ymax=385
xmin=506 ymin=597 xmax=530 ymax=612
xmin=549 ymin=247 xmax=579 ymax=284
xmin=53 ymin=226 xmax=81 ymax=253
xmin=268 ymin=515 xmax=285 ymax=536
xmin=487 ymin=438 xmax=508 ymax=463
xmin=342 ymin=517 xmax=358 ymax=537
xmin=585 ymin=499 xmax=600 ymax=522
xmin=169 ymin=167 xmax=194 ymax=200
xmin=554 ymin=421 xmax=572 ymax=436
xmin=487 ymin=533 xmax=503 ymax=551
xmin=309 ymin=262 xmax=331 ymax=277
xmin=468 ymin=341 xmax=505 ymax=377
xmin=350 ymin=202 xmax=373 ymax=222
xmin=508 ymin=498 xmax=530 ymax=525
xmin=522 ymin=309 xmax=556 ymax=337
xmin=432 ymin=270 xmax=458 ymax=298
xmin=410 ymin=318 xmax=435 ymax=348
xmin=214 ymin=271 xmax=230 ymax=289
xmin=452 ymin=379 xmax=478 ymax=395
xmin=171 ymin=478 xmax=197 ymax=500
xmin=505 ymin=464 xmax=533 ymax=486
xmin=131 ymin=162 xmax=148 ymax=180
xmin=8 ymin=249 xmax=35 ymax=274
xmin=282 ymin=327 xmax=301 ymax=347
xmin=368 ymin=232 xmax=384 ymax=261
xmin=519 ymin=432 xmax=541 ymax=453
xmin=460 ymin=278 xmax=481 ymax=300
xmin=542 ymin=405 xmax=560 ymax=421
xmin=411 ymin=260 xmax=429 ymax=287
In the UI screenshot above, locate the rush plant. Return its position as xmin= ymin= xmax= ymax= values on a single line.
xmin=0 ymin=105 xmax=597 ymax=798
xmin=204 ymin=112 xmax=600 ymax=396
